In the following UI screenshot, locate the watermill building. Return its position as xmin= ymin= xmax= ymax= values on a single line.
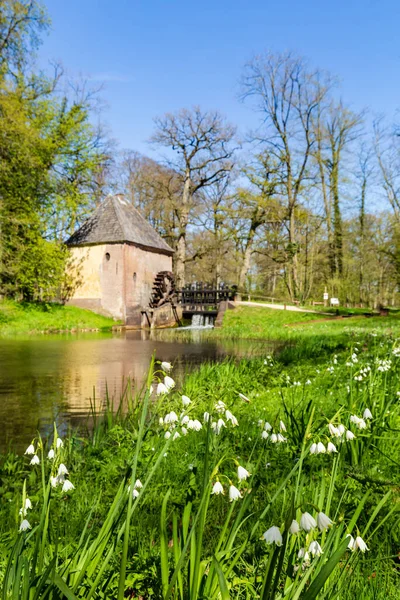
xmin=66 ymin=194 xmax=179 ymax=327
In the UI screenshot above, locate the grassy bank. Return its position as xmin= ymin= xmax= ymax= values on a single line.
xmin=0 ymin=299 xmax=117 ymax=336
xmin=0 ymin=321 xmax=399 ymax=598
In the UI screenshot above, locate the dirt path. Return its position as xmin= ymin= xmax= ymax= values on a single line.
xmin=235 ymin=301 xmax=330 ymax=315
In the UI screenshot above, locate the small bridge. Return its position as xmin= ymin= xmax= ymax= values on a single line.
xmin=177 ymin=283 xmax=237 ymax=319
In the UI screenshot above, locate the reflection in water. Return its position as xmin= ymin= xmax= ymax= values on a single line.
xmin=0 ymin=330 xmax=272 ymax=452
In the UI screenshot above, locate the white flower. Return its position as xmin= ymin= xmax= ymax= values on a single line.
xmin=328 ymin=423 xmax=339 ymax=437
xmin=263 ymin=526 xmax=283 ymax=546
xmin=149 ymin=385 xmax=154 ymax=394
xmin=132 ymin=488 xmax=140 ymax=498
xmin=310 ymin=443 xmax=318 ymax=454
xmin=203 ymin=412 xmax=210 ymax=423
xmin=354 ymin=535 xmax=369 ymax=552
xmin=277 ymin=433 xmax=287 ymax=443
xmin=279 ymin=420 xmax=286 ymax=432
xmin=300 ymin=512 xmax=317 ymax=532
xmin=156 ymin=382 xmax=169 ymax=395
xmin=164 ymin=376 xmax=175 ymax=390
xmin=19 ymin=519 xmax=31 ymax=532
xmin=58 ymin=464 xmax=68 ymax=476
xmin=347 ymin=534 xmax=355 ymax=550
xmin=215 ymin=400 xmax=226 ymax=413
xmin=134 ymin=479 xmax=143 ymax=489
xmin=159 ymin=417 xmax=164 ymax=425
xmin=261 ymin=430 xmax=269 ymax=439
xmin=30 ymin=455 xmax=40 ymax=466
xmin=181 ymin=415 xmax=189 ymax=425
xmin=297 ymin=548 xmax=310 ymax=561
xmin=56 ymin=438 xmax=63 ymax=448
xmin=270 ymin=433 xmax=278 ymax=443
xmin=237 ymin=465 xmax=250 ymax=481
xmin=161 ymin=361 xmax=172 ymax=372
xmin=25 ymin=444 xmax=35 ymax=455
xmin=238 ymin=392 xmax=250 ymax=402
xmin=308 ymin=541 xmax=323 ymax=557
xmin=363 ymin=408 xmax=372 ymax=420
xmin=164 ymin=411 xmax=178 ymax=424
xmin=356 ymin=418 xmax=367 ymax=430
xmin=317 ymin=442 xmax=326 ymax=454
xmin=47 ymin=449 xmax=55 ymax=459
xmin=346 ymin=430 xmax=356 ymax=441
xmin=229 ymin=485 xmax=242 ymax=501
xmin=24 ymin=498 xmax=32 ymax=510
xmin=211 ymin=481 xmax=224 ymax=495
xmin=173 ymin=431 xmax=180 ymax=440
xmin=182 ymin=395 xmax=191 ymax=406
xmin=192 ymin=419 xmax=202 ymax=431
xmin=264 ymin=422 xmax=272 ymax=431
xmin=289 ymin=519 xmax=300 ymax=534
xmin=327 ymin=442 xmax=337 ymax=453
xmin=337 ymin=424 xmax=345 ymax=436
xmin=62 ymin=480 xmax=75 ymax=492
xmin=50 ymin=476 xmax=58 ymax=488
xmin=181 ymin=427 xmax=188 ymax=435
xmin=214 ymin=418 xmax=226 ymax=434
xmin=225 ymin=410 xmax=238 ymax=426
xmin=317 ymin=512 xmax=333 ymax=531
xmin=164 ymin=431 xmax=171 ymax=439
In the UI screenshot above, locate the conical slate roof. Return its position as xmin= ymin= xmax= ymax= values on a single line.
xmin=66 ymin=194 xmax=173 ymax=255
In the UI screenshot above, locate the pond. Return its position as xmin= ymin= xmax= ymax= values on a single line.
xmin=0 ymin=330 xmax=273 ymax=452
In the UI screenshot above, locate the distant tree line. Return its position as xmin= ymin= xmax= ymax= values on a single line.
xmin=1 ymin=1 xmax=400 ymax=307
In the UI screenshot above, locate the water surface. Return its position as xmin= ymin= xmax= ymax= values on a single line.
xmin=0 ymin=330 xmax=270 ymax=452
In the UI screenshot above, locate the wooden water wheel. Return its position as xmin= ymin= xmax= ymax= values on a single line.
xmin=149 ymin=271 xmax=177 ymax=308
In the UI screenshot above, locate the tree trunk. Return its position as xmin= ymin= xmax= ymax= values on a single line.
xmin=175 ymin=173 xmax=191 ymax=288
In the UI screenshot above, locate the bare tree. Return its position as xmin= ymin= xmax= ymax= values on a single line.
xmin=150 ymin=107 xmax=236 ymax=288
xmin=241 ymin=52 xmax=331 ymax=299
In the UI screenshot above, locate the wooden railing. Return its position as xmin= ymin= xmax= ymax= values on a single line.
xmin=177 ymin=283 xmax=237 ymax=308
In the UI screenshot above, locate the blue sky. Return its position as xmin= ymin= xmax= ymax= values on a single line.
xmin=39 ymin=0 xmax=400 ymax=157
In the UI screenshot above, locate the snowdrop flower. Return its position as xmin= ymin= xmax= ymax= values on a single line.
xmin=164 ymin=431 xmax=171 ymax=440
xmin=317 ymin=512 xmax=333 ymax=531
xmin=159 ymin=417 xmax=164 ymax=426
xmin=25 ymin=444 xmax=35 ymax=455
xmin=297 ymin=548 xmax=310 ymax=561
xmin=225 ymin=410 xmax=238 ymax=426
xmin=215 ymin=400 xmax=226 ymax=413
xmin=261 ymin=430 xmax=269 ymax=439
xmin=356 ymin=418 xmax=367 ymax=430
xmin=211 ymin=481 xmax=224 ymax=495
xmin=264 ymin=422 xmax=272 ymax=431
xmin=182 ymin=395 xmax=191 ymax=406
xmin=289 ymin=520 xmax=300 ymax=534
xmin=279 ymin=420 xmax=286 ymax=432
xmin=277 ymin=433 xmax=287 ymax=443
xmin=229 ymin=484 xmax=242 ymax=501
xmin=50 ymin=476 xmax=58 ymax=488
xmin=337 ymin=424 xmax=345 ymax=436
xmin=237 ymin=465 xmax=251 ymax=481
xmin=161 ymin=361 xmax=172 ymax=372
xmin=56 ymin=438 xmax=63 ymax=448
xmin=62 ymin=480 xmax=75 ymax=492
xmin=203 ymin=411 xmax=210 ymax=423
xmin=347 ymin=535 xmax=355 ymax=550
xmin=30 ymin=455 xmax=40 ymax=466
xmin=181 ymin=427 xmax=188 ymax=436
xmin=327 ymin=441 xmax=337 ymax=453
xmin=270 ymin=433 xmax=278 ymax=443
xmin=238 ymin=392 xmax=250 ymax=402
xmin=180 ymin=415 xmax=189 ymax=425
xmin=164 ymin=376 xmax=175 ymax=390
xmin=308 ymin=541 xmax=323 ymax=557
xmin=306 ymin=379 xmax=311 ymax=385
xmin=300 ymin=512 xmax=317 ymax=532
xmin=132 ymin=488 xmax=140 ymax=498
xmin=350 ymin=415 xmax=361 ymax=425
xmin=191 ymin=419 xmax=202 ymax=431
xmin=363 ymin=408 xmax=372 ymax=420
xmin=164 ymin=411 xmax=178 ymax=424
xmin=47 ymin=449 xmax=55 ymax=460
xmin=213 ymin=418 xmax=226 ymax=434
xmin=310 ymin=443 xmax=318 ymax=454
xmin=263 ymin=526 xmax=283 ymax=546
xmin=19 ymin=519 xmax=31 ymax=532
xmin=173 ymin=431 xmax=180 ymax=441
xmin=156 ymin=382 xmax=169 ymax=395
xmin=328 ymin=423 xmax=339 ymax=437
xmin=317 ymin=442 xmax=326 ymax=453
xmin=354 ymin=536 xmax=369 ymax=552
xmin=134 ymin=479 xmax=143 ymax=489
xmin=24 ymin=498 xmax=32 ymax=510
xmin=58 ymin=464 xmax=68 ymax=476
xmin=346 ymin=430 xmax=356 ymax=441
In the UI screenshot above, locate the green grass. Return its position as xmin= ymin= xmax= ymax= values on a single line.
xmin=0 ymin=299 xmax=117 ymax=336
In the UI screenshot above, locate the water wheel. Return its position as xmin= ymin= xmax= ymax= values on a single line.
xmin=149 ymin=271 xmax=177 ymax=308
